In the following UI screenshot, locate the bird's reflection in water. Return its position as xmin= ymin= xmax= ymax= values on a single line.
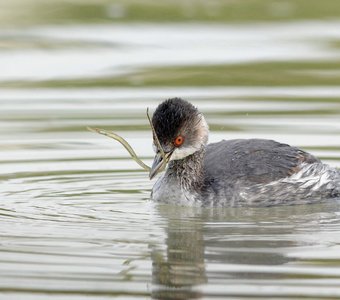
xmin=150 ymin=201 xmax=340 ymax=299
xmin=151 ymin=205 xmax=206 ymax=300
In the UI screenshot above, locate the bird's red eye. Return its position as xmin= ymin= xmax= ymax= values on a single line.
xmin=174 ymin=135 xmax=184 ymax=147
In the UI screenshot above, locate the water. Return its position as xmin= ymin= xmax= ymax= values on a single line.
xmin=1 ymin=5 xmax=340 ymax=299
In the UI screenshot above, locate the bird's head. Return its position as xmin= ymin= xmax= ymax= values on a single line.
xmin=149 ymin=98 xmax=209 ymax=179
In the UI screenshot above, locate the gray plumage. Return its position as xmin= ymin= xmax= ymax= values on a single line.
xmin=150 ymin=98 xmax=340 ymax=207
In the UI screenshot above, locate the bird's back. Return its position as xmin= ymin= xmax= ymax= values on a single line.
xmin=204 ymin=139 xmax=319 ymax=184
xmin=203 ymin=139 xmax=340 ymax=206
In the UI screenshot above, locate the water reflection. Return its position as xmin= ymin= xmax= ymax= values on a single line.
xmin=152 ymin=206 xmax=206 ymax=300
xmin=152 ymin=201 xmax=340 ymax=299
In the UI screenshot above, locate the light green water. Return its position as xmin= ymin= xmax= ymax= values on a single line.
xmin=1 ymin=1 xmax=340 ymax=299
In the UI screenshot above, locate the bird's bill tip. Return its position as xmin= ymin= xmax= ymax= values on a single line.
xmin=149 ymin=152 xmax=171 ymax=179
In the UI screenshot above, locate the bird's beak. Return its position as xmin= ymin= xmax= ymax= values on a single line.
xmin=149 ymin=151 xmax=172 ymax=180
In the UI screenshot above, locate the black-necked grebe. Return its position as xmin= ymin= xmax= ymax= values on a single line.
xmin=149 ymin=98 xmax=340 ymax=207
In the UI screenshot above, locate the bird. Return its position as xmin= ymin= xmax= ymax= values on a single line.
xmin=149 ymin=98 xmax=340 ymax=207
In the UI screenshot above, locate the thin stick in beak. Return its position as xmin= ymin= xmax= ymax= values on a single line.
xmin=87 ymin=109 xmax=167 ymax=178
xmin=87 ymin=126 xmax=150 ymax=172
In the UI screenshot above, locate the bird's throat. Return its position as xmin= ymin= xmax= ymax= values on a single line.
xmin=167 ymin=147 xmax=206 ymax=191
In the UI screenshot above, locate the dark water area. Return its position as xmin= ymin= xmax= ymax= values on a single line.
xmin=1 ymin=1 xmax=340 ymax=299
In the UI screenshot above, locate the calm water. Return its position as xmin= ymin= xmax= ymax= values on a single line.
xmin=1 ymin=15 xmax=340 ymax=300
